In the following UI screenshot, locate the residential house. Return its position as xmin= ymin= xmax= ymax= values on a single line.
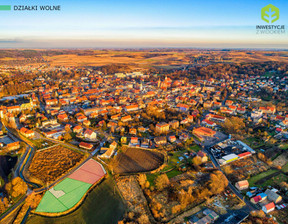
xmin=57 ymin=113 xmax=68 ymax=122
xmin=73 ymin=125 xmax=83 ymax=134
xmin=262 ymin=202 xmax=275 ymax=213
xmin=130 ymin=137 xmax=139 ymax=145
xmin=168 ymin=135 xmax=176 ymax=143
xmin=84 ymin=129 xmax=96 ymax=140
xmin=169 ymin=120 xmax=179 ymax=129
xmin=177 ymin=103 xmax=189 ymax=112
xmin=129 ymin=128 xmax=137 ymax=135
xmin=99 ymin=147 xmax=115 ymax=159
xmin=79 ymin=142 xmax=93 ymax=150
xmin=7 ymin=141 xmax=20 ymax=151
xmin=121 ymin=115 xmax=132 ymax=123
xmin=83 ymin=120 xmax=91 ymax=127
xmin=235 ymin=180 xmax=249 ymax=191
xmin=125 ymin=104 xmax=139 ymax=112
xmin=202 ymin=119 xmax=216 ymax=127
xmin=19 ymin=127 xmax=34 ymax=138
xmin=154 ymin=136 xmax=167 ymax=145
xmin=155 ymin=122 xmax=169 ymax=134
xmin=197 ymin=151 xmax=208 ymax=162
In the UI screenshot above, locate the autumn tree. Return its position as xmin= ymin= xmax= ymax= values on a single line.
xmin=221 ymin=116 xmax=245 ymax=134
xmin=155 ymin=174 xmax=169 ymax=191
xmin=63 ymin=132 xmax=72 ymax=142
xmin=208 ymin=171 xmax=228 ymax=195
xmin=25 ymin=192 xmax=42 ymax=209
xmin=192 ymin=156 xmax=202 ymax=166
xmin=5 ymin=177 xmax=28 ymax=198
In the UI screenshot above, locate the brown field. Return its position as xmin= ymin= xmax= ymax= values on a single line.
xmin=113 ymin=148 xmax=164 ymax=174
xmin=42 ymin=51 xmax=188 ymax=68
xmin=2 ymin=49 xmax=288 ymax=69
xmin=28 ymin=145 xmax=83 ymax=183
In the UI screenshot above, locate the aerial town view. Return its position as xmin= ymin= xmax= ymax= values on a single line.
xmin=0 ymin=1 xmax=288 ymax=224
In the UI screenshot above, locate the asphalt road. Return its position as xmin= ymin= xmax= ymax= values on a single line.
xmin=204 ymin=145 xmax=258 ymax=212
xmin=0 ymin=124 xmax=105 ymax=222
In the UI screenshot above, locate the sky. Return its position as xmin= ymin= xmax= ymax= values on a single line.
xmin=0 ymin=0 xmax=287 ymax=49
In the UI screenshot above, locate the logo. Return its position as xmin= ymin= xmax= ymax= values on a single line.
xmin=256 ymin=4 xmax=285 ymax=35
xmin=261 ymin=4 xmax=279 ymax=23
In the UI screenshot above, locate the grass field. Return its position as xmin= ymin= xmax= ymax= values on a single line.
xmin=282 ymin=163 xmax=288 ymax=172
xmin=165 ymin=169 xmax=182 ymax=179
xmin=248 ymin=169 xmax=278 ymax=186
xmin=36 ymin=178 xmax=92 ymax=213
xmin=27 ymin=177 xmax=125 ymax=224
xmin=279 ymin=143 xmax=288 ymax=150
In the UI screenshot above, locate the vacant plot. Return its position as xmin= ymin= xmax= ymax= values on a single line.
xmin=35 ymin=159 xmax=106 ymax=213
xmin=224 ymin=156 xmax=268 ymax=182
xmin=248 ymin=169 xmax=278 ymax=186
xmin=28 ymin=145 xmax=83 ymax=183
xmin=27 ymin=177 xmax=125 ymax=224
xmin=256 ymin=173 xmax=288 ymax=187
xmin=273 ymin=152 xmax=288 ymax=167
xmin=113 ymin=148 xmax=164 ymax=174
xmin=282 ymin=163 xmax=288 ymax=173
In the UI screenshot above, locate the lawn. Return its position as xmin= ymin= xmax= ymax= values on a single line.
xmin=243 ymin=137 xmax=265 ymax=149
xmin=146 ymin=173 xmax=159 ymax=187
xmin=27 ymin=177 xmax=126 ymax=224
xmin=188 ymin=144 xmax=201 ymax=152
xmin=282 ymin=163 xmax=288 ymax=172
xmin=248 ymin=169 xmax=278 ymax=186
xmin=279 ymin=143 xmax=288 ymax=150
xmin=165 ymin=169 xmax=182 ymax=179
xmin=259 ymin=173 xmax=288 ymax=187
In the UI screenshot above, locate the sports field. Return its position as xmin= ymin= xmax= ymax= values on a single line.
xmin=35 ymin=159 xmax=106 ymax=213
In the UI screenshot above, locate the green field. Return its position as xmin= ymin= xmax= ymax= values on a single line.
xmin=166 ymin=169 xmax=182 ymax=179
xmin=279 ymin=143 xmax=288 ymax=150
xmin=27 ymin=178 xmax=126 ymax=224
xmin=36 ymin=178 xmax=92 ymax=213
xmin=282 ymin=163 xmax=288 ymax=172
xmin=248 ymin=169 xmax=278 ymax=186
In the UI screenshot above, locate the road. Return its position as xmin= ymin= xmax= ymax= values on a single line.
xmin=0 ymin=124 xmax=105 ymax=222
xmin=204 ymin=145 xmax=258 ymax=212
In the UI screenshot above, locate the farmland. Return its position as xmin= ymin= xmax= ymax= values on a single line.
xmin=28 ymin=145 xmax=84 ymax=184
xmin=113 ymin=148 xmax=164 ymax=174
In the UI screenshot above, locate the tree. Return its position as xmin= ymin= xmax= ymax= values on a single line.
xmin=138 ymin=174 xmax=147 ymax=188
xmin=221 ymin=117 xmax=246 ymax=134
xmin=192 ymin=156 xmax=202 ymax=166
xmin=155 ymin=174 xmax=169 ymax=191
xmin=208 ymin=171 xmax=228 ymax=195
xmin=171 ymin=204 xmax=181 ymax=214
xmin=137 ymin=214 xmax=149 ymax=224
xmin=6 ymin=177 xmax=28 ymax=198
xmin=25 ymin=192 xmax=42 ymax=209
xmin=223 ymin=165 xmax=232 ymax=174
xmin=63 ymin=132 xmax=72 ymax=142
